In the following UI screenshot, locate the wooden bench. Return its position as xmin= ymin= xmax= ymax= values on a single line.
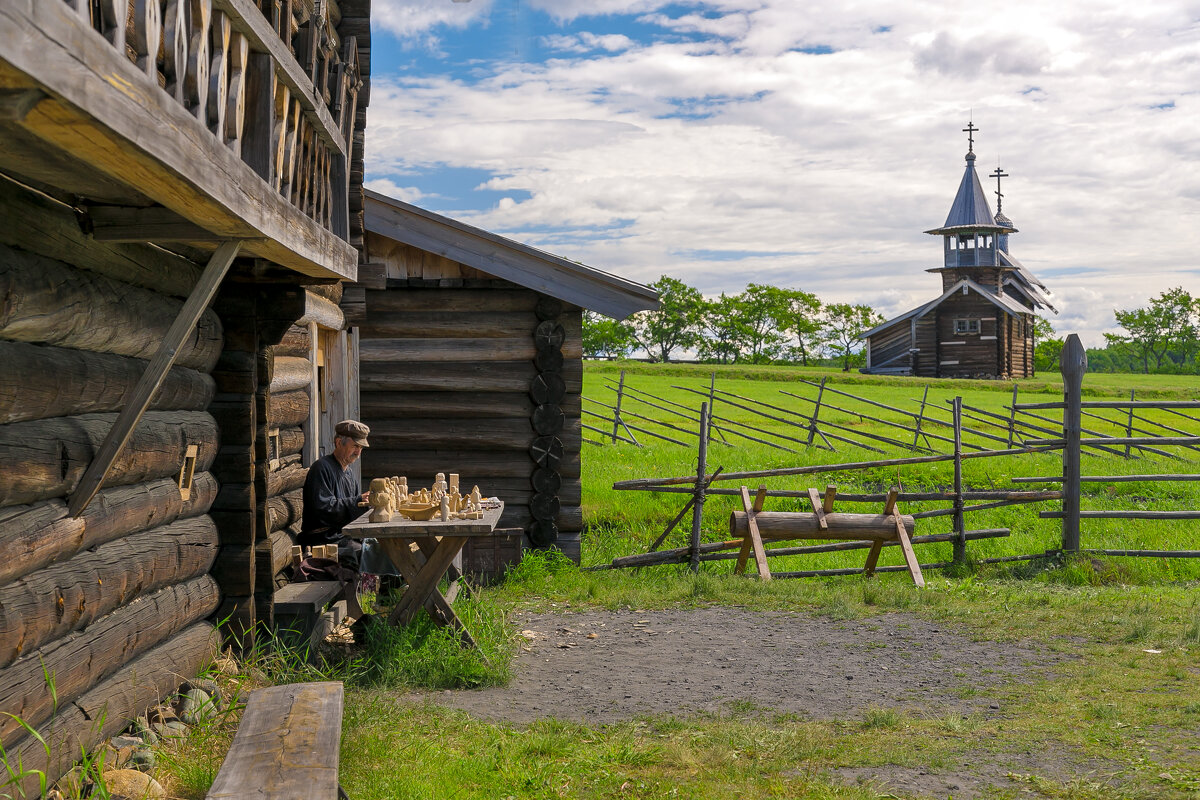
xmin=274 ymin=581 xmax=347 ymax=657
xmin=205 ymin=681 xmax=345 ymax=800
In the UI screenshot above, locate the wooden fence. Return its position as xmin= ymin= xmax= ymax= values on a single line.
xmin=596 ymin=336 xmax=1200 ymax=576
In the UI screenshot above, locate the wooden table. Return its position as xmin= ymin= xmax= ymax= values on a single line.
xmin=343 ymin=503 xmax=504 ymax=648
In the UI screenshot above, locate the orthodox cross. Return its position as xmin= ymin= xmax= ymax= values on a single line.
xmin=990 ymin=165 xmax=1009 ymax=214
xmin=963 ymin=121 xmax=978 ymax=154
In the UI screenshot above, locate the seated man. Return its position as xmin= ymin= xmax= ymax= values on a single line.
xmin=298 ymin=419 xmax=371 ymax=571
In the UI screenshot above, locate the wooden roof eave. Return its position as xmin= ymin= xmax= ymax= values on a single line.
xmin=365 ymin=191 xmax=659 ymax=320
xmin=0 ymin=2 xmax=357 ymax=281
xmin=860 ymin=277 xmax=1030 ymax=340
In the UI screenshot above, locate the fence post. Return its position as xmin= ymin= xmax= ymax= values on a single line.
xmin=912 ymin=385 xmax=929 ymax=450
xmin=689 ymin=402 xmax=711 ymax=573
xmin=952 ymin=396 xmax=966 ymax=565
xmin=611 ymin=370 xmax=626 ymax=444
xmin=1061 ymin=335 xmax=1086 ymax=553
xmin=1125 ymin=389 xmax=1135 ymax=459
xmin=707 ymin=371 xmax=721 ymax=443
xmin=807 ymin=377 xmax=826 ymax=448
xmin=1007 ymin=383 xmax=1019 ymax=448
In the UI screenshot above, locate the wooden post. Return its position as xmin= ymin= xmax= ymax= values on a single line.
xmin=707 ymin=371 xmax=726 ymax=443
xmin=68 ymin=241 xmax=242 ymax=517
xmin=1007 ymin=383 xmax=1019 ymax=448
xmin=304 ymin=321 xmax=320 ymax=464
xmin=952 ymin=396 xmax=966 ymax=565
xmin=611 ymin=370 xmax=626 ymax=445
xmin=1125 ymin=390 xmax=1135 ymax=459
xmin=689 ymin=403 xmax=710 ymax=573
xmin=807 ymin=377 xmax=826 ymax=448
xmin=1060 ymin=335 xmax=1086 ymax=553
xmin=912 ymin=384 xmax=929 ymax=450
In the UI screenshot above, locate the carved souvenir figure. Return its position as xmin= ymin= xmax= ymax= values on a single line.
xmin=449 ymin=473 xmax=459 ymax=495
xmin=440 ymin=494 xmax=450 ymax=521
xmin=470 ymin=485 xmax=482 ymax=512
xmin=368 ymin=478 xmax=392 ymax=523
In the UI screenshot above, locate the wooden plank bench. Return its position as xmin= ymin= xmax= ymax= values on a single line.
xmin=205 ymin=681 xmax=345 ymax=800
xmin=274 ymin=581 xmax=347 ymax=657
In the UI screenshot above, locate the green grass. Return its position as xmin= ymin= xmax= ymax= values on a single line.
xmin=164 ymin=364 xmax=1200 ymax=799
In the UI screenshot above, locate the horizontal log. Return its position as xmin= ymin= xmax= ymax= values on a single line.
xmin=0 ymin=516 xmax=218 ymax=668
xmin=0 ymin=576 xmax=219 ymax=749
xmin=361 ymin=311 xmax=538 ymax=339
xmin=363 ymin=450 xmax=581 ymax=480
xmin=0 ymin=341 xmax=215 ymax=425
xmin=270 ymin=356 xmax=313 ymax=394
xmin=3 ymin=622 xmax=219 ymax=799
xmin=496 ymin=504 xmax=583 ymax=532
xmin=0 ymin=176 xmax=202 ymax=298
xmin=367 ymin=418 xmax=582 ymax=452
xmin=360 ymin=337 xmax=537 ymax=363
xmin=268 ymin=389 xmax=311 ymax=427
xmin=360 ymin=359 xmax=582 ymax=393
xmin=729 ymin=511 xmax=915 ymax=540
xmin=364 ymin=288 xmax=539 ymax=313
xmin=1039 ymin=510 xmax=1200 ymax=520
xmin=0 ymin=410 xmax=218 ymax=507
xmin=266 ymin=458 xmax=308 ymax=498
xmin=0 ymin=472 xmax=217 ymax=588
xmin=359 ymin=391 xmax=556 ymax=420
xmin=0 ymin=243 xmax=222 ymax=370
xmin=272 ymin=324 xmax=313 ymax=357
xmin=299 ymin=290 xmax=346 ymax=330
xmin=267 ymin=489 xmax=304 ymax=533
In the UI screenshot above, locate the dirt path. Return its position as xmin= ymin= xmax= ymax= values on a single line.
xmin=436 ymin=607 xmax=1062 ymax=725
xmin=425 ymin=607 xmax=1088 ymax=799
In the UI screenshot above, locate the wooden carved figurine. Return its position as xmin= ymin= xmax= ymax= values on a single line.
xmin=368 ymin=478 xmax=392 ymax=523
xmin=440 ymin=494 xmax=450 ymax=522
xmin=449 ymin=473 xmax=460 ymax=495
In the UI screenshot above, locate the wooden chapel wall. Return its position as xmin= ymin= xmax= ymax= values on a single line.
xmin=357 ymin=240 xmax=585 ymax=562
xmin=0 ymin=180 xmax=221 ymax=791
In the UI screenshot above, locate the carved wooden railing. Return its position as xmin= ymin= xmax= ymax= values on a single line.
xmin=58 ymin=0 xmax=363 ymax=240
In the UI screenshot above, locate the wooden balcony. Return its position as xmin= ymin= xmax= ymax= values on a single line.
xmin=0 ymin=0 xmax=365 ymax=280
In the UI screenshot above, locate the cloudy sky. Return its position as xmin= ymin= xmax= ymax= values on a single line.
xmin=363 ymin=0 xmax=1200 ymax=346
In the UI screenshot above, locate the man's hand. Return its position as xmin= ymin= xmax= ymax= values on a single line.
xmin=361 ymin=491 xmax=370 ymax=503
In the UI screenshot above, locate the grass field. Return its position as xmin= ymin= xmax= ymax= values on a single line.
xmin=148 ymin=364 xmax=1200 ymax=800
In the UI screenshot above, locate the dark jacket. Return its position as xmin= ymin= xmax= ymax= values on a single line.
xmin=299 ymin=454 xmax=362 ymax=545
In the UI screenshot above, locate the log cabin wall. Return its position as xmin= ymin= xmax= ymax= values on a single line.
xmin=358 ymin=239 xmax=585 ymax=563
xmin=0 ymin=181 xmax=222 ymax=793
xmin=935 ymin=294 xmax=1002 ymax=377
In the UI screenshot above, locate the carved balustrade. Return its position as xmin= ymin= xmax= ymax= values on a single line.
xmin=59 ymin=0 xmax=363 ymax=239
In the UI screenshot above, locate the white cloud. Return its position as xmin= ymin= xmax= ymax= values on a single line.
xmin=365 ymin=0 xmax=1200 ymax=348
xmin=364 ymin=178 xmax=431 ymax=204
xmin=372 ymin=0 xmax=494 ymax=44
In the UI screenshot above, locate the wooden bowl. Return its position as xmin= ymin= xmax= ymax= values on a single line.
xmin=395 ymin=503 xmax=439 ymax=521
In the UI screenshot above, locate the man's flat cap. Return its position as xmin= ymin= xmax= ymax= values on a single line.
xmin=335 ymin=419 xmax=370 ymax=447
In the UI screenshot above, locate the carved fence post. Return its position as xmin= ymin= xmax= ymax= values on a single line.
xmin=1060 ymin=334 xmax=1087 ymax=553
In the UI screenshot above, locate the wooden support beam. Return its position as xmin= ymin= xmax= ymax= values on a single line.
xmin=86 ymin=205 xmax=258 ymax=243
xmin=68 ymin=241 xmax=242 ymax=517
xmin=808 ymin=487 xmax=828 ymax=531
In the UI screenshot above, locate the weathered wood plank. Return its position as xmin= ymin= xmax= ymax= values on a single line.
xmin=204 ymin=681 xmax=343 ymax=800
xmin=367 ymin=418 xmax=568 ymax=452
xmin=360 ymin=392 xmax=581 ymax=420
xmin=0 ymin=472 xmax=217 ymax=588
xmin=0 ymin=341 xmax=215 ymax=425
xmin=362 ymin=288 xmax=538 ymax=314
xmin=270 ymin=356 xmax=312 ymax=394
xmin=0 ymin=576 xmax=219 ymax=748
xmin=2 ymin=622 xmax=219 ymax=799
xmin=364 ymin=450 xmax=580 ymax=480
xmin=361 ymin=311 xmax=537 ymax=339
xmin=269 ymin=389 xmax=312 ymax=427
xmin=0 ymin=516 xmax=218 ymax=668
xmin=0 ymin=243 xmax=223 ymax=370
xmin=0 ymin=411 xmax=218 ymax=508
xmin=359 ymin=359 xmax=582 ymax=393
xmin=359 ymin=337 xmax=536 ymax=363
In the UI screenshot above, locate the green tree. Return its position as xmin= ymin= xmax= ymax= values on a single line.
xmin=581 ymin=311 xmax=634 ymax=359
xmin=630 ymin=276 xmax=704 ymax=362
xmin=737 ymin=284 xmax=790 ymax=363
xmin=822 ymin=303 xmax=883 ymax=371
xmin=1033 ymin=316 xmax=1063 ymax=373
xmin=697 ymin=293 xmax=746 ymax=364
xmin=1106 ymin=288 xmax=1198 ymax=373
xmin=773 ymin=287 xmax=823 ymax=366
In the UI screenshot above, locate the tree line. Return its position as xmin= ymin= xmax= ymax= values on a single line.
xmin=1036 ymin=288 xmax=1200 ymax=375
xmin=584 ymin=276 xmax=884 ymax=370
